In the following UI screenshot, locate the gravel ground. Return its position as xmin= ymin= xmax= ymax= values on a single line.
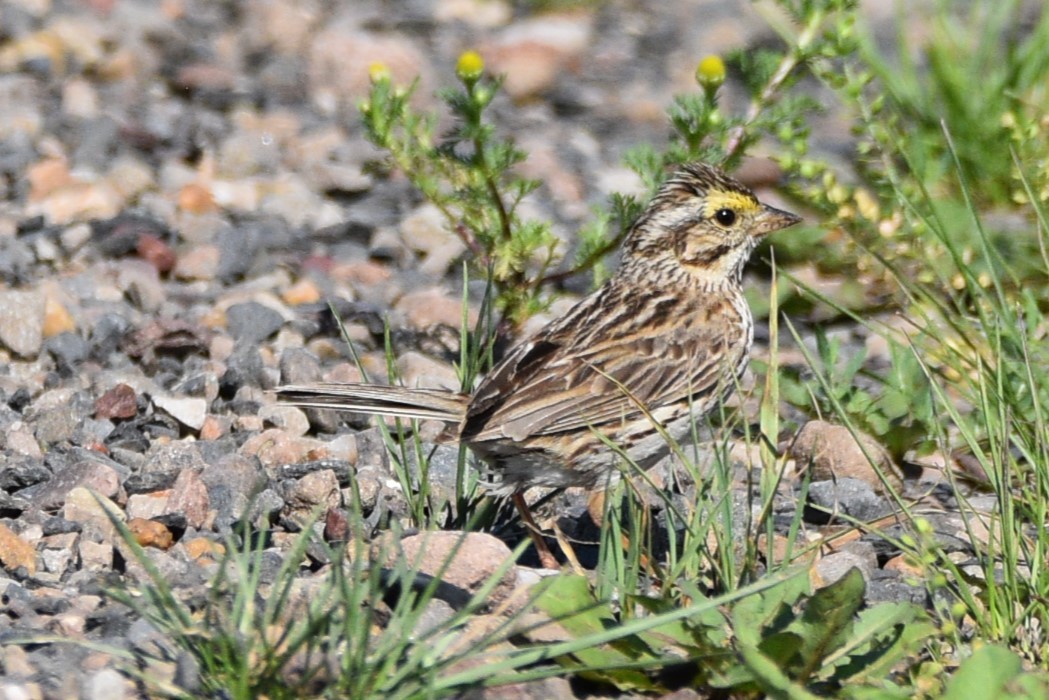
xmin=0 ymin=1 xmax=983 ymax=698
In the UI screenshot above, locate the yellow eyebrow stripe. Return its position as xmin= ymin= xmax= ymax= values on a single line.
xmin=704 ymin=191 xmax=759 ymax=217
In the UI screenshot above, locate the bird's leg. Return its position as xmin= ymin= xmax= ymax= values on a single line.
xmin=586 ymin=489 xmax=606 ymax=527
xmin=511 ymin=492 xmax=560 ymax=569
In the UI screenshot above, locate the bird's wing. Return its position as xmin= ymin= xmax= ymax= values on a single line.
xmin=462 ymin=314 xmax=741 ymax=444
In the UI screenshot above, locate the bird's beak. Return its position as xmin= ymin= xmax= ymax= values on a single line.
xmin=752 ymin=204 xmax=802 ymax=238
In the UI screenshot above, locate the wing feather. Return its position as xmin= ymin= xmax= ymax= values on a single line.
xmin=464 ymin=321 xmax=741 ymax=444
xmin=277 ymin=383 xmax=468 ymax=422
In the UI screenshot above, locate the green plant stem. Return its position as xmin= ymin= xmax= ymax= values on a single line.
xmin=724 ymin=8 xmax=824 ymax=163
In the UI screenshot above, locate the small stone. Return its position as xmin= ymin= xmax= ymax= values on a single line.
xmin=395 ymin=351 xmax=460 ymax=390
xmin=235 ymin=415 xmax=265 ymax=432
xmin=0 ymin=459 xmax=43 ymax=498
xmin=323 ymin=507 xmax=348 ymax=543
xmin=330 ymin=259 xmax=391 ymax=287
xmin=0 ymin=288 xmax=45 ymax=357
xmin=42 ymin=295 xmax=76 ymax=337
xmin=5 ymin=422 xmax=42 ymax=459
xmin=59 ymin=221 xmax=92 ymax=253
xmin=812 ymin=541 xmax=878 ymax=588
xmin=127 ymin=518 xmax=174 ymax=550
xmin=226 ymin=301 xmax=285 ymax=343
xmin=26 ymin=389 xmax=88 ymax=446
xmin=27 ymin=157 xmax=72 ymax=200
xmin=259 ymin=404 xmax=310 ymax=437
xmin=20 ymin=458 xmax=121 ymax=510
xmin=178 ymin=182 xmax=217 ymax=214
xmin=44 ymin=331 xmax=89 ymax=372
xmin=400 ymin=204 xmax=466 ymax=277
xmin=199 ymin=415 xmax=232 ymax=441
xmin=63 ymin=487 xmax=125 ymax=540
xmin=173 ymin=245 xmax=221 ymax=281
xmin=30 ymin=180 xmax=122 ymax=224
xmin=39 ymin=532 xmax=78 ymax=575
xmin=218 ymin=129 xmax=282 ymax=179
xmin=54 ymin=610 xmax=87 ymax=637
xmin=1 ymin=643 xmax=35 ymax=682
xmin=368 ymin=226 xmax=405 ymax=264
xmin=184 ymin=537 xmax=225 ymax=563
xmin=866 ymin=573 xmax=928 ymax=606
xmin=200 ymin=454 xmax=268 ymax=529
xmin=239 ymin=428 xmax=330 ymax=467
xmin=136 ymin=233 xmax=176 ymax=273
xmin=125 ymin=491 xmax=171 ymax=520
xmin=805 ymin=478 xmax=891 ymax=524
xmin=279 ymin=348 xmax=339 ymax=433
xmin=78 ymin=540 xmax=113 ymax=571
xmin=153 ymin=394 xmax=208 ymax=431
xmin=88 ymin=313 xmax=132 ymax=359
xmin=285 ymin=469 xmax=341 ymax=510
xmin=39 ymin=529 xmax=78 ymax=550
xmin=61 ymin=77 xmax=99 ymax=118
xmin=164 ymin=469 xmax=210 ymax=530
xmin=281 ymin=278 xmax=321 ymax=306
xmin=84 ymin=668 xmax=129 ymax=700
xmin=884 ymin=554 xmax=923 ymax=579
xmin=0 ymin=523 xmax=37 ymax=575
xmin=142 ymin=441 xmax=208 ymax=473
xmin=41 ymin=517 xmax=81 ymax=536
xmin=94 ymin=383 xmax=138 ymax=420
xmin=396 ymin=287 xmax=477 ymax=329
xmin=261 ymin=174 xmax=343 ymax=228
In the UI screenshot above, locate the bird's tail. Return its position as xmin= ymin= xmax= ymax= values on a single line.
xmin=276 ymin=383 xmax=468 ymax=423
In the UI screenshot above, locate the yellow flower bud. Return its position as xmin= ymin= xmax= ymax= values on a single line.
xmin=456 ymin=50 xmax=485 ymax=82
xmin=853 ymin=188 xmax=879 ymax=221
xmin=695 ymin=54 xmax=726 ymax=90
xmin=368 ymin=62 xmax=391 ymax=84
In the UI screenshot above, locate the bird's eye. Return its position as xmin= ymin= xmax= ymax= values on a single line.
xmin=715 ymin=208 xmax=737 ymax=227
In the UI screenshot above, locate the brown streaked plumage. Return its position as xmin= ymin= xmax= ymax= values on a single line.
xmin=278 ymin=163 xmax=800 ymax=558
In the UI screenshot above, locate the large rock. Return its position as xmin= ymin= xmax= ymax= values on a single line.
xmin=788 ymin=420 xmax=902 ymax=494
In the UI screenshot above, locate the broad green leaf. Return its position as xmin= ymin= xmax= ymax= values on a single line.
xmin=760 ymin=631 xmax=805 ymax=667
xmin=736 ymin=638 xmax=823 ymax=700
xmin=787 ymin=568 xmax=865 ymax=682
xmin=825 ymin=602 xmax=936 ymax=683
xmin=731 ymin=570 xmax=811 ymax=646
xmin=530 ymin=575 xmax=660 ymax=691
xmin=943 ymin=645 xmax=1049 ymax=700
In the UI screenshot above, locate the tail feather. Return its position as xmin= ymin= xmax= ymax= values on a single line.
xmin=276 ymin=383 xmax=468 ymax=423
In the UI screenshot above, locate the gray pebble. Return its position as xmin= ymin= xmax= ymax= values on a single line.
xmin=805 ymin=478 xmax=892 ymax=524
xmin=0 ymin=289 xmax=45 ymax=357
xmin=44 ymin=332 xmax=90 ymax=373
xmin=226 ymin=301 xmax=284 ymax=343
xmin=0 ymin=455 xmax=50 ymax=491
